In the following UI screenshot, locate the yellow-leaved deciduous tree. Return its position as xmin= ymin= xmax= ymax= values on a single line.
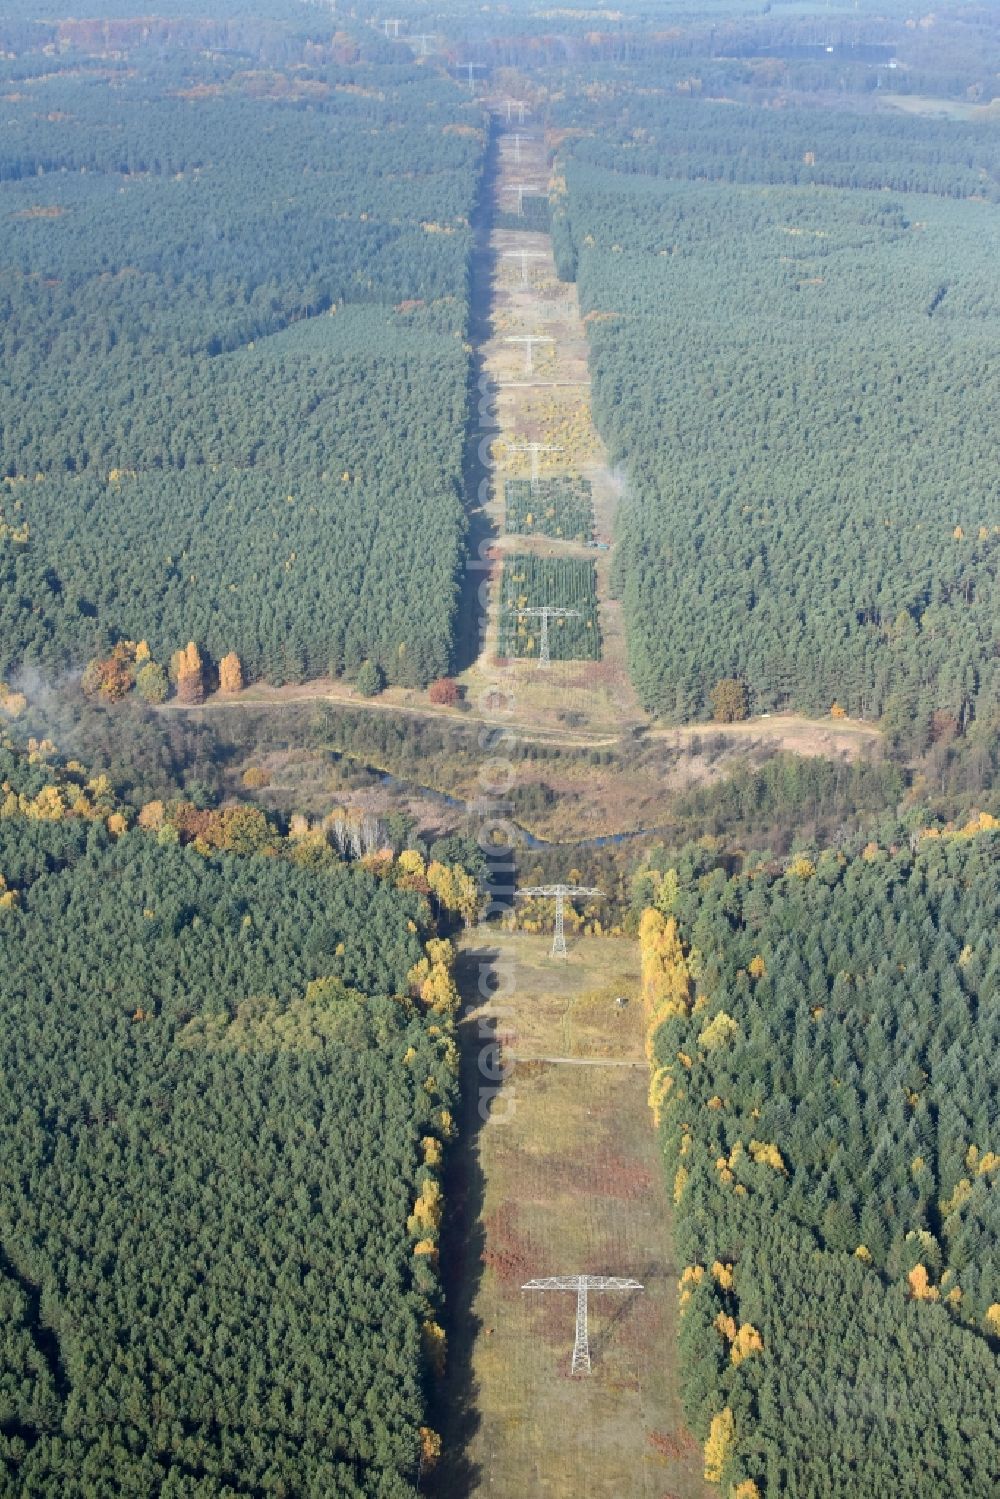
xmin=0 ymin=684 xmax=27 ymax=719
xmin=426 ymin=861 xmax=482 ymax=925
xmin=0 ymin=874 xmax=17 ymax=909
xmin=714 ymin=1312 xmax=737 ymax=1344
xmin=219 ymin=651 xmax=243 ymax=694
xmin=397 ymin=849 xmax=426 ymax=880
xmin=984 ymin=1304 xmax=1000 ymax=1335
xmin=965 ymin=1144 xmax=1000 ymax=1177
xmin=648 ymin=1065 xmax=674 ymax=1128
xmin=731 ymin=1482 xmax=761 ymax=1499
xmin=452 ymin=868 xmax=482 ymax=928
xmin=654 ymin=866 xmax=680 ymax=914
xmin=704 ymin=1407 xmax=735 ymax=1484
xmin=408 ymin=1178 xmax=443 ymax=1239
xmin=408 ymin=938 xmax=460 ymax=1016
xmin=426 ymin=860 xmax=456 ymax=911
xmin=422 ymin=1137 xmax=443 ymax=1167
xmin=748 ymin=1139 xmax=787 ymax=1174
xmin=748 ymin=954 xmax=767 ymax=980
xmin=137 ymin=800 xmax=165 ymax=831
xmin=730 ymin=1323 xmax=764 ymax=1366
xmin=698 ymin=1011 xmax=739 ymax=1051
xmin=421 ymin=1320 xmax=447 ymax=1378
xmin=419 ymin=1427 xmax=442 ymax=1471
xmin=639 ymin=908 xmax=693 ymax=1058
xmin=170 ymin=641 xmax=204 ymax=704
xmin=678 ymin=1264 xmax=704 ymax=1312
xmin=26 ymin=785 xmax=65 ymax=821
xmin=712 ymin=1261 xmax=735 ymax=1290
xmin=907 ymin=1264 xmax=940 ymax=1301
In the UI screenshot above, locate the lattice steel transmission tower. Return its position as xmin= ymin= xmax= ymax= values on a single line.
xmin=410 ymin=33 xmax=437 ymax=55
xmin=505 ymin=334 xmax=553 ymax=374
xmin=522 ymin=1275 xmax=643 ymax=1374
xmin=504 ymin=98 xmax=530 ymax=123
xmin=382 ymin=17 xmax=402 ymax=37
xmin=508 ymin=440 xmax=561 ymax=492
xmin=516 ymin=883 xmax=603 ymax=957
xmin=515 ymin=607 xmax=579 ymax=671
xmin=502 ymin=181 xmax=541 ymax=218
xmin=504 ymin=131 xmax=524 ymax=165
xmin=464 ymin=61 xmax=487 ymax=92
xmin=503 ymin=249 xmax=548 ymax=286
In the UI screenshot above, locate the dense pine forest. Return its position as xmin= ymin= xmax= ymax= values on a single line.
xmin=1 ymin=0 xmax=999 ymax=1493
xmin=551 ymin=81 xmax=1000 ymax=748
xmin=0 ymin=41 xmax=483 ymax=688
xmin=0 ymin=731 xmax=468 ymax=1493
xmin=640 ymin=821 xmax=1000 ymax=1494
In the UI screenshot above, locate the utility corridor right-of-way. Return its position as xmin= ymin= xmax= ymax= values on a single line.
xmin=433 ymin=101 xmax=708 ymax=1499
xmin=460 ymin=103 xmax=646 ymax=738
xmin=436 ymin=932 xmax=707 ymax=1499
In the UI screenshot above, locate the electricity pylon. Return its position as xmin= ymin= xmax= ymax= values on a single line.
xmin=522 ymin=1275 xmax=643 ymax=1374
xmin=508 ymin=440 xmax=561 ymax=491
xmin=515 ymin=608 xmax=580 ymax=673
xmin=502 ymin=181 xmax=541 ymax=218
xmin=503 ymin=249 xmax=547 ymax=286
xmin=505 ymin=98 xmax=529 ymax=123
xmin=516 ymin=882 xmax=602 ymax=956
xmin=505 ymin=334 xmax=553 ymax=374
xmin=410 ymin=33 xmax=437 ymax=55
xmin=504 ymin=132 xmax=524 ymax=165
xmin=464 ymin=61 xmax=487 ymax=92
xmin=382 ymin=18 xmax=402 ymax=37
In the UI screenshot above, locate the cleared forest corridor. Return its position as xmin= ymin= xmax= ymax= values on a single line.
xmin=459 ymin=111 xmax=646 ymax=737
xmin=433 ymin=108 xmax=706 ymax=1499
xmin=435 ymin=934 xmax=706 ymax=1498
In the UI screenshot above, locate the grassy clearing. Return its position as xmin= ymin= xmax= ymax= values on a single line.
xmin=435 ymin=934 xmax=707 ymax=1499
xmin=879 ymin=94 xmax=1000 ymax=122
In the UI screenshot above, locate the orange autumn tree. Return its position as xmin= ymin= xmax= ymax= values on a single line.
xmin=710 ymin=677 xmax=749 ymax=723
xmin=82 ymin=641 xmax=137 ymax=702
xmin=428 ymin=677 xmax=459 ymax=706
xmin=219 ymin=652 xmax=243 ymax=695
xmin=171 ymin=641 xmax=204 ymax=704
